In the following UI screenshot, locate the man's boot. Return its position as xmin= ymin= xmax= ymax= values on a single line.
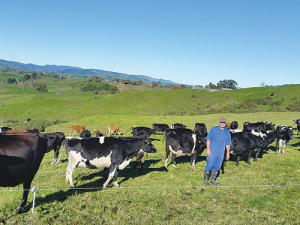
xmin=204 ymin=170 xmax=211 ymax=185
xmin=210 ymin=170 xmax=220 ymax=185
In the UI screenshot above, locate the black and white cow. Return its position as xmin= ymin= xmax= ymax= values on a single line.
xmin=164 ymin=129 xmax=206 ymax=168
xmin=171 ymin=123 xmax=187 ymax=129
xmin=243 ymin=121 xmax=275 ymax=132
xmin=152 ymin=123 xmax=169 ymax=134
xmin=65 ymin=136 xmax=157 ymax=189
xmin=0 ymin=132 xmax=48 ymax=213
xmin=293 ymin=119 xmax=300 ymax=136
xmin=275 ymin=125 xmax=294 ymax=153
xmin=42 ymin=132 xmax=66 ymax=165
xmin=230 ymin=131 xmax=269 ymax=166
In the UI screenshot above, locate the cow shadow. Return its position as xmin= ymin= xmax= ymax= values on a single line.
xmin=291 ymin=142 xmax=300 ymax=151
xmin=164 ymin=155 xmax=206 ymax=169
xmin=32 ymin=159 xmax=162 ymax=211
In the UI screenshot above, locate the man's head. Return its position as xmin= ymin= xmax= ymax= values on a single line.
xmin=219 ymin=117 xmax=227 ymax=129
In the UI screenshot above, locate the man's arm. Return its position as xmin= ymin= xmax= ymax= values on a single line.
xmin=206 ymin=140 xmax=211 ymax=156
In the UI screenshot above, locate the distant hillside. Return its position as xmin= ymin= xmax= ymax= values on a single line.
xmin=0 ymin=59 xmax=178 ymax=85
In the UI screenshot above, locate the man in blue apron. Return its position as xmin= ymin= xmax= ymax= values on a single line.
xmin=204 ymin=117 xmax=231 ymax=185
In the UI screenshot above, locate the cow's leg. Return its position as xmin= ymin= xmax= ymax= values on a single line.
xmin=255 ymin=148 xmax=261 ymax=162
xmin=65 ymin=156 xmax=77 ymax=187
xmin=190 ymin=154 xmax=196 ymax=167
xmin=50 ymin=147 xmax=59 ymax=165
xmin=17 ymin=180 xmax=32 ymax=213
xmin=103 ymin=165 xmax=117 ymax=189
xmin=236 ymin=155 xmax=241 ymax=166
xmin=165 ymin=147 xmax=170 ymax=168
xmin=246 ymin=151 xmax=252 ymax=164
xmin=171 ymin=153 xmax=176 ymax=167
xmin=113 ymin=169 xmax=120 ymax=187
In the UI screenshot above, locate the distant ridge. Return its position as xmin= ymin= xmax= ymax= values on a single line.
xmin=0 ymin=59 xmax=178 ymax=85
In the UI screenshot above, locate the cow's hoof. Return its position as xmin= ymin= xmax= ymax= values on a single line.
xmin=17 ymin=206 xmax=25 ymax=214
xmin=236 ymin=163 xmax=239 ymax=166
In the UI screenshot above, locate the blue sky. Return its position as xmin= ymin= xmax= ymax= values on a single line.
xmin=0 ymin=1 xmax=299 ymax=88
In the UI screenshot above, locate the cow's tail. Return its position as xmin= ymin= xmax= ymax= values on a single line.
xmin=124 ymin=127 xmax=133 ymax=134
xmin=55 ymin=140 xmax=66 ymax=164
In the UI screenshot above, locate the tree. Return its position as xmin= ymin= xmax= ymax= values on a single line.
xmin=23 ymin=74 xmax=31 ymax=81
xmin=7 ymin=78 xmax=17 ymax=84
xmin=110 ymin=85 xmax=119 ymax=94
xmin=217 ymin=79 xmax=238 ymax=89
xmin=35 ymin=83 xmax=48 ymax=92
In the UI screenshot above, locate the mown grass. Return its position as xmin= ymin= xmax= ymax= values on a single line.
xmin=1 ymin=72 xmax=300 ymax=224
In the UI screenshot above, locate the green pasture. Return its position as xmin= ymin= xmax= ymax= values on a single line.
xmin=1 ymin=72 xmax=300 ymax=224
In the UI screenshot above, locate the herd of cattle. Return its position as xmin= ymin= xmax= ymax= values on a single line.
xmin=1 ymin=119 xmax=300 ymax=213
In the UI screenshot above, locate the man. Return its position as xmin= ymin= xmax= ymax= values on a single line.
xmin=204 ymin=117 xmax=231 ymax=185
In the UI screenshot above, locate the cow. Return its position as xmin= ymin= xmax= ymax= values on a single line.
xmin=0 ymin=126 xmax=12 ymax=133
xmin=95 ymin=130 xmax=106 ymax=137
xmin=0 ymin=132 xmax=48 ymax=213
xmin=275 ymin=125 xmax=294 ymax=153
xmin=80 ymin=130 xmax=91 ymax=138
xmin=293 ymin=119 xmax=300 ymax=136
xmin=226 ymin=121 xmax=238 ymax=130
xmin=70 ymin=125 xmax=86 ymax=136
xmin=152 ymin=123 xmax=169 ymax=134
xmin=164 ymin=129 xmax=206 ymax=168
xmin=171 ymin=123 xmax=187 ymax=129
xmin=65 ymin=136 xmax=157 ymax=189
xmin=107 ymin=125 xmax=121 ymax=135
xmin=230 ymin=131 xmax=269 ymax=166
xmin=194 ymin=123 xmax=208 ymax=138
xmin=243 ymin=121 xmax=275 ymax=132
xmin=131 ymin=127 xmax=157 ymax=137
xmin=6 ymin=128 xmax=40 ymax=133
xmin=42 ymin=132 xmax=66 ymax=165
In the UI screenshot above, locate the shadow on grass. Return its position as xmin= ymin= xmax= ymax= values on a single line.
xmin=30 ymin=159 xmax=163 ymax=212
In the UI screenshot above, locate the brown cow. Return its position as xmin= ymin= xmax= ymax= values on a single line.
xmin=70 ymin=125 xmax=86 ymax=136
xmin=6 ymin=129 xmax=39 ymax=133
xmin=95 ymin=130 xmax=106 ymax=137
xmin=107 ymin=125 xmax=121 ymax=135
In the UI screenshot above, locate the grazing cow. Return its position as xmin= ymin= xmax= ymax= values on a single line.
xmin=65 ymin=136 xmax=157 ymax=189
xmin=164 ymin=129 xmax=206 ymax=168
xmin=6 ymin=128 xmax=40 ymax=133
xmin=0 ymin=132 xmax=48 ymax=213
xmin=171 ymin=123 xmax=187 ymax=129
xmin=80 ymin=130 xmax=91 ymax=138
xmin=95 ymin=130 xmax=106 ymax=137
xmin=107 ymin=125 xmax=121 ymax=135
xmin=152 ymin=123 xmax=169 ymax=134
xmin=42 ymin=132 xmax=66 ymax=165
xmin=243 ymin=121 xmax=275 ymax=131
xmin=230 ymin=131 xmax=269 ymax=166
xmin=70 ymin=125 xmax=86 ymax=136
xmin=275 ymin=125 xmax=294 ymax=153
xmin=194 ymin=123 xmax=208 ymax=138
xmin=0 ymin=126 xmax=12 ymax=133
xmin=293 ymin=119 xmax=300 ymax=136
xmin=131 ymin=127 xmax=157 ymax=137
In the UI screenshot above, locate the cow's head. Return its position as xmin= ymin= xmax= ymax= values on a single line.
xmin=142 ymin=138 xmax=157 ymax=154
xmin=293 ymin=119 xmax=300 ymax=126
xmin=267 ymin=122 xmax=275 ymax=131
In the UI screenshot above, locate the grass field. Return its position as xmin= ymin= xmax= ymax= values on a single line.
xmin=1 ymin=72 xmax=300 ymax=224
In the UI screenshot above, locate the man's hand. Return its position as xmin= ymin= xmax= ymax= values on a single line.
xmin=207 ymin=149 xmax=211 ymax=157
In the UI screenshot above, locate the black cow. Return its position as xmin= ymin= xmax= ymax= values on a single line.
xmin=42 ymin=132 xmax=66 ymax=165
xmin=0 ymin=126 xmax=12 ymax=133
xmin=194 ymin=123 xmax=208 ymax=138
xmin=65 ymin=136 xmax=157 ymax=189
xmin=293 ymin=119 xmax=300 ymax=136
xmin=152 ymin=123 xmax=169 ymax=134
xmin=275 ymin=125 xmax=294 ymax=153
xmin=171 ymin=123 xmax=187 ymax=129
xmin=227 ymin=121 xmax=238 ymax=130
xmin=230 ymin=131 xmax=269 ymax=166
xmin=164 ymin=129 xmax=206 ymax=168
xmin=131 ymin=127 xmax=156 ymax=137
xmin=80 ymin=130 xmax=91 ymax=138
xmin=243 ymin=121 xmax=275 ymax=131
xmin=0 ymin=133 xmax=48 ymax=213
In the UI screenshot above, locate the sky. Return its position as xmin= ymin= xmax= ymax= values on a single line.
xmin=0 ymin=0 xmax=299 ymax=88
